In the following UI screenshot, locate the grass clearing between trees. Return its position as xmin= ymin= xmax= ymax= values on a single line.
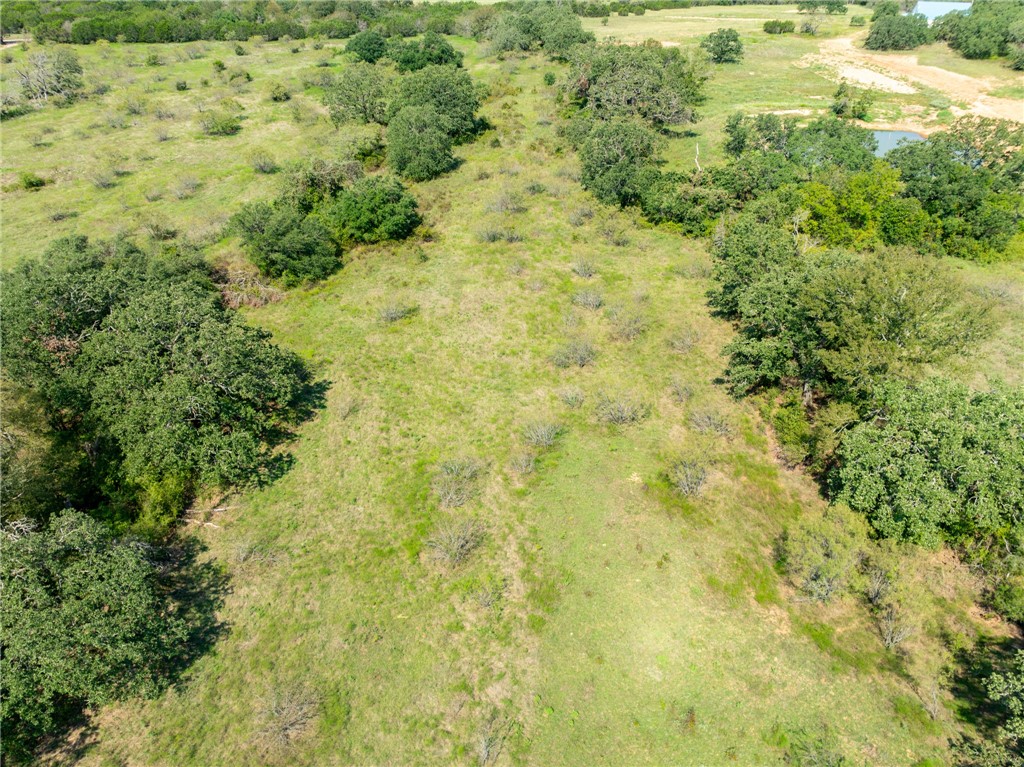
xmin=2 ymin=18 xmax=1021 ymax=767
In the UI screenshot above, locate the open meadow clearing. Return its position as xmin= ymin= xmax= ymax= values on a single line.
xmin=2 ymin=3 xmax=1023 ymax=766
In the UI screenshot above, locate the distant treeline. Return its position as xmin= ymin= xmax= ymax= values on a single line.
xmin=3 ymin=0 xmax=868 ymax=44
xmin=1 ymin=1 xmax=476 ymax=44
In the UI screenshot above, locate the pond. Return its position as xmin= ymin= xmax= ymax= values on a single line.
xmin=873 ymin=129 xmax=925 ymax=156
xmin=911 ymin=1 xmax=972 ymax=24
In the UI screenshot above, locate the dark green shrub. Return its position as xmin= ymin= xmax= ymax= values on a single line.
xmin=387 ymin=105 xmax=457 ymax=181
xmin=764 ymin=19 xmax=795 ymax=34
xmin=175 ymin=80 xmax=188 ymax=91
xmin=865 ymin=14 xmax=932 ymax=51
xmin=321 ymin=175 xmax=421 ymax=244
xmin=231 ymin=199 xmax=339 ymax=284
xmin=701 ymin=28 xmax=743 ymax=63
xmin=346 ymin=30 xmax=388 ymax=63
xmin=543 ymin=71 xmax=556 ymax=86
xmin=19 ymin=171 xmax=46 ymax=190
xmin=269 ymin=82 xmax=291 ymax=102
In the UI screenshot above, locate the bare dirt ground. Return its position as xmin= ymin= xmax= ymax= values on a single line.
xmin=801 ymin=33 xmax=1024 ymax=123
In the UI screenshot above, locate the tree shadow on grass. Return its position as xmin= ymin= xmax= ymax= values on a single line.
xmin=950 ymin=633 xmax=1020 ymax=736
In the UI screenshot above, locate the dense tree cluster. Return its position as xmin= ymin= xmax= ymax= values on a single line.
xmin=3 ymin=1 xmax=477 ymax=44
xmin=934 ymin=0 xmax=1024 ymax=65
xmin=231 ymin=162 xmax=421 ymax=281
xmin=864 ymin=12 xmax=932 ymax=50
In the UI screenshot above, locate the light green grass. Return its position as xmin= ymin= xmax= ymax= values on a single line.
xmin=1 ymin=31 xmax=1016 ymax=767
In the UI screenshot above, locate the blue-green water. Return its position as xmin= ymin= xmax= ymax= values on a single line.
xmin=873 ymin=129 xmax=925 ymax=156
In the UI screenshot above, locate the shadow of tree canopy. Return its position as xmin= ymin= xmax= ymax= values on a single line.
xmin=950 ymin=633 xmax=1021 ymax=736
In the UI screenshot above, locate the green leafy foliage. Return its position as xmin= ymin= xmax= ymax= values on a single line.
xmin=578 ymin=119 xmax=658 ymax=206
xmin=833 ymin=379 xmax=1024 ymax=549
xmin=322 ymin=62 xmax=391 ymax=126
xmin=387 ymin=64 xmax=480 ymax=140
xmin=346 ymin=30 xmax=388 ymax=63
xmin=934 ymin=0 xmax=1024 ymax=61
xmin=387 ymin=104 xmax=458 ymax=181
xmin=865 ymin=13 xmax=932 ymax=51
xmin=565 ymin=43 xmax=708 ymax=128
xmin=779 ymin=505 xmax=868 ymax=602
xmin=485 ymin=4 xmax=594 ymax=59
xmin=700 ymin=28 xmax=743 ymax=64
xmin=231 ymin=198 xmax=339 ymax=283
xmin=388 ymin=31 xmax=463 ymax=73
xmin=320 ymin=175 xmax=421 ymax=244
xmin=1 ymin=513 xmax=191 ymax=760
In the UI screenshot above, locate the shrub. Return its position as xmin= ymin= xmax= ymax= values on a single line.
xmin=487 ymin=191 xmax=526 ymax=214
xmin=609 ymin=310 xmax=649 ymax=342
xmin=387 ymin=105 xmax=457 ymax=181
xmin=544 ymin=72 xmax=556 ymax=86
xmin=199 ymin=112 xmax=241 ymax=136
xmin=569 ymin=206 xmax=594 ymax=227
xmin=522 ymin=421 xmax=561 ymax=447
xmin=433 ymin=459 xmax=482 ymax=508
xmin=378 ymin=304 xmax=418 ymax=323
xmin=579 ymin=120 xmax=657 ymax=206
xmin=346 ymin=30 xmax=388 ymax=63
xmin=779 ymin=505 xmax=868 ymax=602
xmin=173 ymin=177 xmax=201 ymax=200
xmin=249 ymin=151 xmax=278 ymax=174
xmin=595 ymin=394 xmax=650 ymax=425
xmin=388 ymin=64 xmax=480 ymax=140
xmin=175 ymin=80 xmax=188 ymax=91
xmin=19 ymin=171 xmax=46 ymax=190
xmin=571 ymin=260 xmax=596 ymax=277
xmin=764 ymin=19 xmax=795 ymax=34
xmin=509 ymin=453 xmax=536 ymax=475
xmin=427 ymin=519 xmax=485 ymax=567
xmin=256 ymin=686 xmax=321 ymax=752
xmin=321 ymin=175 xmax=421 ymax=244
xmin=559 ymin=387 xmax=585 ymax=409
xmin=689 ymin=409 xmax=730 ymax=436
xmin=552 ymin=339 xmax=596 ymax=368
xmin=270 ymin=83 xmax=291 ymax=102
xmin=231 ymin=199 xmax=339 ymax=284
xmin=571 ymin=290 xmax=603 ymax=310
xmin=865 ymin=14 xmax=932 ymax=51
xmin=850 ymin=15 xmax=866 ymax=27
xmin=701 ymin=28 xmax=744 ymax=63
xmin=667 ymin=459 xmax=708 ymax=497
xmin=234 ymin=44 xmax=247 ymax=56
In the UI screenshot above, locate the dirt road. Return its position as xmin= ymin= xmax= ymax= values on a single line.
xmin=802 ymin=33 xmax=1023 ymax=123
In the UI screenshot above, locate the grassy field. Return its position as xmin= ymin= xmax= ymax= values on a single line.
xmin=1 ymin=18 xmax=1021 ymax=767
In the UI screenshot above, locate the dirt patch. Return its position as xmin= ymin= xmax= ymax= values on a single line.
xmin=802 ymin=33 xmax=1024 ymax=123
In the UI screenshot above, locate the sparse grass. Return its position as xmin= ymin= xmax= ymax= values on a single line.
xmin=434 ymin=459 xmax=482 ymax=509
xmin=571 ymin=259 xmax=596 ymax=278
xmin=667 ymin=458 xmax=708 ymax=497
xmin=558 ymin=387 xmax=585 ymax=409
xmin=378 ymin=303 xmax=418 ymax=324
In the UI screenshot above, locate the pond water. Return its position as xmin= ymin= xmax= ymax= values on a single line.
xmin=873 ymin=129 xmax=925 ymax=156
xmin=911 ymin=1 xmax=972 ymax=24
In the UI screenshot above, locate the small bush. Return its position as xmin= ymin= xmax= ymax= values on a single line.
xmin=199 ymin=112 xmax=242 ymax=136
xmin=378 ymin=304 xmax=418 ymax=323
xmin=18 ymin=172 xmax=46 ymax=190
xmin=257 ymin=686 xmax=321 ymax=752
xmin=572 ymin=291 xmax=603 ymax=310
xmin=175 ymin=80 xmax=189 ymax=91
xmin=145 ymin=53 xmax=162 ymax=66
xmin=270 ymin=83 xmax=291 ymax=102
xmin=689 ymin=409 xmax=731 ymax=436
xmin=667 ymin=459 xmax=708 ymax=497
xmin=487 ymin=191 xmax=526 ymax=214
xmin=434 ymin=459 xmax=481 ymax=508
xmin=543 ymin=72 xmax=556 ymax=86
xmin=595 ymin=394 xmax=650 ymax=425
xmin=249 ymin=151 xmax=278 ymax=174
xmin=568 ymin=207 xmax=593 ymax=227
xmin=850 ymin=15 xmax=866 ymax=26
xmin=509 ymin=453 xmax=536 ymax=475
xmin=609 ymin=311 xmax=649 ymax=342
xmin=669 ymin=378 xmax=693 ymax=404
xmin=234 ymin=44 xmax=247 ymax=56
xmin=427 ymin=519 xmax=485 ymax=567
xmin=477 ymin=228 xmax=522 ymax=244
xmin=88 ymin=170 xmax=116 ymax=189
xmin=173 ymin=177 xmax=201 ymax=199
xmin=571 ymin=260 xmax=596 ymax=278
xmin=522 ymin=422 xmax=561 ymax=448
xmin=49 ymin=209 xmax=78 ymax=222
xmin=525 ymin=182 xmax=546 ymax=195
xmin=763 ymin=19 xmax=795 ymax=34
xmin=669 ymin=329 xmax=701 ymax=355
xmin=559 ymin=387 xmax=585 ymax=409
xmin=552 ymin=340 xmax=596 ymax=368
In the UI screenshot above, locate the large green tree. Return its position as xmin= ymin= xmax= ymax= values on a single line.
xmin=387 ymin=64 xmax=480 ymax=140
xmin=387 ymin=104 xmax=457 ymax=181
xmin=1 ymin=513 xmax=191 ymax=761
xmin=578 ymin=119 xmax=658 ymax=206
